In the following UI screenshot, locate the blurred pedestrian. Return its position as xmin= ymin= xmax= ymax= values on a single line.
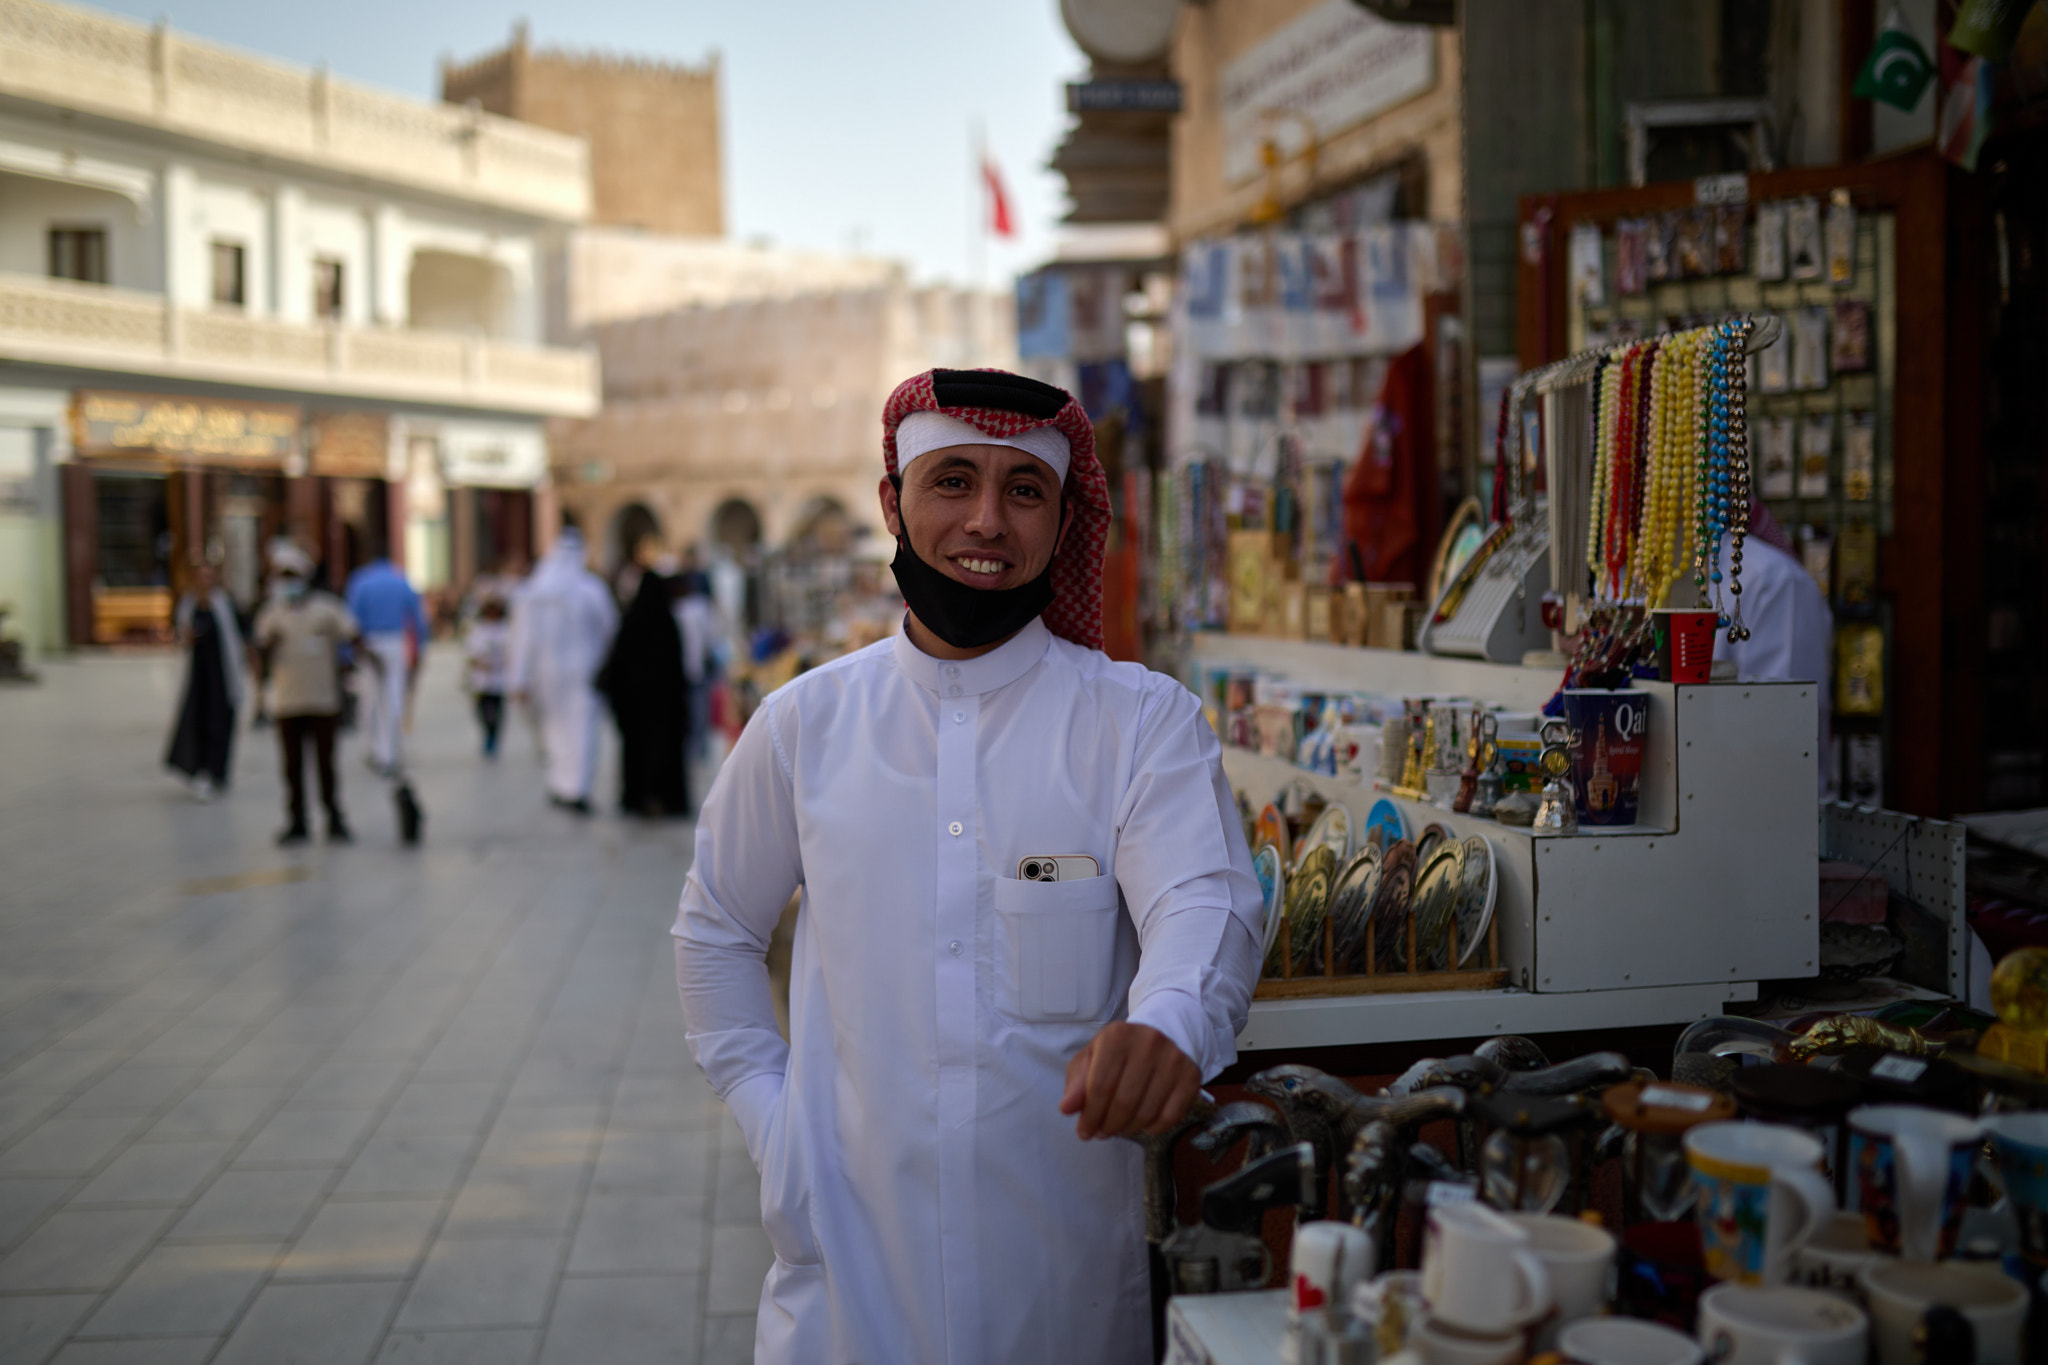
xmin=599 ymin=566 xmax=689 ymax=818
xmin=254 ymin=550 xmax=377 ymax=845
xmin=164 ymin=560 xmax=244 ymax=798
xmin=674 ymin=570 xmax=717 ymax=762
xmin=464 ymin=595 xmax=512 ymax=758
xmin=509 ymin=526 xmax=618 ymax=815
xmin=344 ymin=544 xmax=429 ymax=777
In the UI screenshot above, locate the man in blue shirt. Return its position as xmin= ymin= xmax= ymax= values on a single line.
xmin=345 ymin=551 xmax=430 ymax=777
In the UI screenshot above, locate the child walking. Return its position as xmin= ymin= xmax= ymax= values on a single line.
xmin=464 ymin=596 xmax=511 ymax=757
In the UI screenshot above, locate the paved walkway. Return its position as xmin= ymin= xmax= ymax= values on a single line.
xmin=0 ymin=651 xmax=766 ymax=1365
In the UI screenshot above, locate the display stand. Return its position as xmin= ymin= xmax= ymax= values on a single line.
xmin=1192 ymin=633 xmax=1823 ymax=1053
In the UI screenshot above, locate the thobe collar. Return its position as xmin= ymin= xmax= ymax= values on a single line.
xmin=891 ymin=615 xmax=1051 ymax=697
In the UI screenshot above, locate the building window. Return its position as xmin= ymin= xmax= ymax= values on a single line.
xmin=313 ymin=257 xmax=345 ymax=321
xmin=211 ymin=240 xmax=246 ymax=308
xmin=48 ymin=227 xmax=108 ymax=284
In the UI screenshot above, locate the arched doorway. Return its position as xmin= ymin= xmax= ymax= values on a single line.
xmin=710 ymin=498 xmax=763 ymax=557
xmin=791 ymin=496 xmax=852 ymax=555
xmin=609 ymin=501 xmax=663 ymax=574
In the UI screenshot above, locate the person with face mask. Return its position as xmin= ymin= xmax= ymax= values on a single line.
xmin=252 ymin=546 xmax=377 ymax=844
xmin=674 ymin=369 xmax=1263 ymax=1364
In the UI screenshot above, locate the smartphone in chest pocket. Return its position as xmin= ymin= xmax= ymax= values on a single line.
xmin=1016 ymin=854 xmax=1100 ymax=883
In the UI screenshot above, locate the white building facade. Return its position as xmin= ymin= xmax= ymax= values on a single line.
xmin=0 ymin=0 xmax=598 ymax=655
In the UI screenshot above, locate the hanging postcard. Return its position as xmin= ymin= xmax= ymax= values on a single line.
xmin=1799 ymin=525 xmax=1834 ymax=598
xmin=1837 ymin=518 xmax=1878 ymax=608
xmin=1645 ymin=212 xmax=1674 ymax=284
xmin=1787 ymin=197 xmax=1825 ymax=281
xmin=1674 ymin=209 xmax=1711 ymax=278
xmin=1843 ymin=413 xmax=1876 ymax=501
xmin=1792 ymin=307 xmax=1832 ymax=390
xmin=1831 ymin=299 xmax=1872 ymax=373
xmin=1757 ymin=315 xmax=1791 ymax=393
xmin=1754 ymin=201 xmax=1788 ymax=281
xmin=1714 ymin=204 xmax=1748 ymax=274
xmin=1615 ymin=218 xmax=1648 ymax=295
xmin=1569 ymin=221 xmax=1606 ymax=307
xmin=1799 ymin=412 xmax=1834 ymax=498
xmin=1842 ymin=733 xmax=1882 ymax=804
xmin=1758 ymin=416 xmax=1797 ymax=498
xmin=1825 ymin=192 xmax=1856 ymax=286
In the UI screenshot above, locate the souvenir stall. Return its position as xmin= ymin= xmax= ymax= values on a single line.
xmin=1146 ymin=290 xmax=2046 ymax=1362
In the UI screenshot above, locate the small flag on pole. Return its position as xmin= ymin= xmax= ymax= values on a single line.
xmin=1854 ymin=5 xmax=1936 ymax=112
xmin=1938 ymin=54 xmax=1996 ymax=171
xmin=982 ymin=154 xmax=1016 ymax=239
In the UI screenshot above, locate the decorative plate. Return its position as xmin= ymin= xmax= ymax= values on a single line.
xmin=1284 ymin=846 xmax=1338 ymax=977
xmin=1297 ymin=803 xmax=1352 ymax=873
xmin=1410 ymin=841 xmax=1466 ymax=971
xmin=1415 ymin=821 xmax=1450 ymax=864
xmin=1454 ymin=835 xmax=1499 ymax=967
xmin=1365 ymin=798 xmax=1406 ymax=852
xmin=1253 ymin=842 xmax=1284 ymax=967
xmin=1327 ymin=847 xmax=1384 ymax=974
xmin=1369 ymin=840 xmax=1419 ymax=972
xmin=1254 ymin=803 xmax=1290 ymax=871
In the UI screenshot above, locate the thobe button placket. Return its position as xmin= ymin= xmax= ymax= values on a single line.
xmin=932 ymin=679 xmax=980 ymax=1355
xmin=948 ymin=939 xmax=963 ymax=956
xmin=948 ymin=685 xmax=962 ymax=697
xmin=948 ymin=821 xmax=962 ymax=836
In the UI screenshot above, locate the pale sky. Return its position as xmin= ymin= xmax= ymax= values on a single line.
xmin=81 ymin=0 xmax=1086 ymax=288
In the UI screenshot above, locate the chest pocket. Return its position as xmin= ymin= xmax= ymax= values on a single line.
xmin=993 ymin=873 xmax=1120 ymax=1023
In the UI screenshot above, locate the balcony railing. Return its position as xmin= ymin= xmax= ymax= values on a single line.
xmin=0 ymin=273 xmax=598 ymax=417
xmin=0 ymin=0 xmax=588 ymax=220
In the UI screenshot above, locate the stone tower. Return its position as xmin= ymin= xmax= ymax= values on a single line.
xmin=443 ymin=23 xmax=724 ymax=236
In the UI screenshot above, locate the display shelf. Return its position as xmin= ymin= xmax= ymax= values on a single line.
xmin=1196 ymin=636 xmax=1822 ymax=1049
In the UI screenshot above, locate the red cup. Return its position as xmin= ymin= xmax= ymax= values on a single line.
xmin=1654 ymin=608 xmax=1718 ymax=684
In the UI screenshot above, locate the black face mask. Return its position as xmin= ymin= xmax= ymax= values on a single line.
xmin=890 ymin=524 xmax=1053 ymax=651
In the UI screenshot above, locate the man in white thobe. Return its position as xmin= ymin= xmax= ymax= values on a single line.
xmin=675 ymin=369 xmax=1263 ymax=1364
xmin=1714 ymin=507 xmax=1834 ymax=795
xmin=508 ymin=527 xmax=619 ymax=814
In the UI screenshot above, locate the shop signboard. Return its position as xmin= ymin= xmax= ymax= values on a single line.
xmin=72 ymin=391 xmax=299 ymax=468
xmin=436 ymin=420 xmax=546 ymax=490
xmin=1220 ymin=0 xmax=1435 ymax=185
xmin=310 ymin=412 xmax=394 ymax=480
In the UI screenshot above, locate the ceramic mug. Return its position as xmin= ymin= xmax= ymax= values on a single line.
xmin=1507 ymin=1212 xmax=1615 ymax=1352
xmin=1419 ymin=1201 xmax=1553 ymax=1335
xmin=1859 ymin=1260 xmax=2028 ymax=1365
xmin=1284 ymin=1221 xmax=1373 ymax=1364
xmin=1557 ymin=1316 xmax=1704 ymax=1365
xmin=1694 ymin=1283 xmax=1868 ymax=1365
xmin=1788 ymin=1212 xmax=1887 ymax=1294
xmin=1684 ymin=1122 xmax=1835 ymax=1285
xmin=1981 ymin=1110 xmax=2048 ymax=1264
xmin=1846 ymin=1104 xmax=1981 ymax=1262
xmin=1409 ymin=1315 xmax=1523 ymax=1365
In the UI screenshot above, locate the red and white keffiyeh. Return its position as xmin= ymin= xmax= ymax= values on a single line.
xmin=881 ymin=368 xmax=1108 ymax=651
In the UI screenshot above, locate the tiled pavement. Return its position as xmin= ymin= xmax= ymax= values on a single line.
xmin=0 ymin=651 xmax=767 ymax=1364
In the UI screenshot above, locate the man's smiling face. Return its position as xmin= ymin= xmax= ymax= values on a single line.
xmin=880 ymin=443 xmax=1071 ymax=592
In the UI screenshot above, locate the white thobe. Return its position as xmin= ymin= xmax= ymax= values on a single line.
xmin=360 ymin=633 xmax=410 ymax=772
xmin=674 ymin=617 xmax=1264 ymax=1365
xmin=507 ymin=539 xmax=619 ymax=801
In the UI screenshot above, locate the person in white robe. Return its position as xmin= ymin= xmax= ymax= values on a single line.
xmin=508 ymin=527 xmax=618 ymax=814
xmin=675 ymin=369 xmax=1263 ymax=1365
xmin=1713 ymin=502 xmax=1834 ymax=795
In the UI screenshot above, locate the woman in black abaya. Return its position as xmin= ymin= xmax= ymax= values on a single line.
xmin=165 ymin=562 xmax=246 ymax=797
xmin=597 ymin=568 xmax=690 ymax=818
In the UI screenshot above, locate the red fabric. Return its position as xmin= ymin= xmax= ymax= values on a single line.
xmin=982 ymin=158 xmax=1016 ymax=239
xmin=882 ymin=369 xmax=1108 ymax=650
xmin=1340 ymin=343 xmax=1429 ymax=586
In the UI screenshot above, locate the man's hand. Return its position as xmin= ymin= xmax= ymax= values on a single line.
xmin=1059 ymin=1022 xmax=1199 ymax=1141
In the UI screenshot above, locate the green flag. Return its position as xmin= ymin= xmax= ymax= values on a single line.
xmin=1855 ymin=7 xmax=1936 ymax=111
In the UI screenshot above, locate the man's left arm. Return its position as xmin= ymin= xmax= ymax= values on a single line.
xmin=1062 ymin=683 xmax=1263 ymax=1138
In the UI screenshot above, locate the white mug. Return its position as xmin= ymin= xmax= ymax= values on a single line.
xmin=1409 ymin=1315 xmax=1522 ymax=1365
xmin=1285 ymin=1221 xmax=1374 ymax=1364
xmin=1859 ymin=1260 xmax=2028 ymax=1365
xmin=1788 ymin=1212 xmax=1886 ymax=1294
xmin=1507 ymin=1212 xmax=1615 ymax=1352
xmin=1845 ymin=1104 xmax=1981 ymax=1263
xmin=1557 ymin=1316 xmax=1704 ymax=1365
xmin=1420 ymin=1201 xmax=1553 ymax=1335
xmin=1684 ymin=1122 xmax=1835 ymax=1285
xmin=1694 ymin=1282 xmax=1868 ymax=1365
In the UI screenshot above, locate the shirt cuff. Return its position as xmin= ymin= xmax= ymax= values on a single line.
xmin=723 ymin=1070 xmax=786 ymax=1170
xmin=1126 ymin=986 xmax=1223 ymax=1082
